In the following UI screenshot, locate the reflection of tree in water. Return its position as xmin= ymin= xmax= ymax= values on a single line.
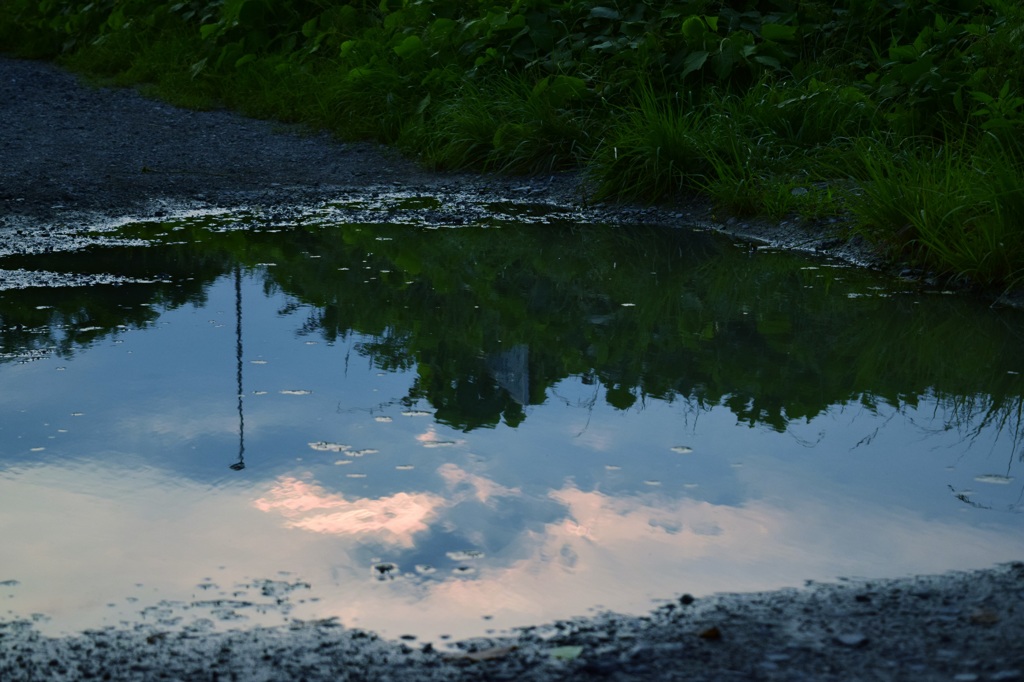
xmin=942 ymin=391 xmax=1024 ymax=512
xmin=847 ymin=389 xmax=1024 ymax=512
xmin=0 ymin=243 xmax=230 ymax=361
xmin=4 ymin=217 xmax=1024 ymax=460
xmin=946 ymin=392 xmax=1024 ymax=465
xmin=877 ymin=389 xmax=1024 ymax=470
xmin=411 ymin=359 xmax=528 ymax=431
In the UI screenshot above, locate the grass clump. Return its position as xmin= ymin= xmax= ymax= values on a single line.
xmin=591 ymin=86 xmax=710 ymax=202
xmin=848 ymin=138 xmax=1024 ymax=288
xmin=410 ymin=74 xmax=599 ymax=174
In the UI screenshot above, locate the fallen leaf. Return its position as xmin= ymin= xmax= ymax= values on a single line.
xmin=698 ymin=626 xmax=722 ymax=640
xmin=547 ymin=645 xmax=584 ymax=661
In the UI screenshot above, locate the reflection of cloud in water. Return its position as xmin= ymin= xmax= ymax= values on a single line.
xmin=567 ymin=420 xmax=615 ymax=451
xmin=438 ymin=462 xmax=521 ymax=504
xmin=543 ymin=486 xmax=773 ymax=567
xmin=390 ymin=475 xmax=1022 ymax=629
xmin=5 ymin=461 xmax=1024 ymax=642
xmin=253 ymin=477 xmax=444 ymax=548
xmin=252 ymin=463 xmax=522 ymax=548
xmin=361 ymin=482 xmax=1024 ymax=642
xmin=415 ymin=426 xmax=465 ymax=449
xmin=114 ymin=396 xmax=241 ymax=439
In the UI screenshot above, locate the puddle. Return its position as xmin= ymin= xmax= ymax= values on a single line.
xmin=1 ymin=204 xmax=1023 ymax=644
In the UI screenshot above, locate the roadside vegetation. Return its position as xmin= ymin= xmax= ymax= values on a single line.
xmin=2 ymin=0 xmax=1023 ymax=290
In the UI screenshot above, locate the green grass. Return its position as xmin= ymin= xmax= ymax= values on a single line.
xmin=408 ymin=74 xmax=599 ymax=174
xmin=590 ymin=86 xmax=710 ymax=202
xmin=846 ymin=137 xmax=1024 ymax=287
xmin=2 ymin=0 xmax=1024 ymax=292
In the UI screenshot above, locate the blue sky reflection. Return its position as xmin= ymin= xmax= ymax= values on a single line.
xmin=1 ymin=270 xmax=1022 ymax=642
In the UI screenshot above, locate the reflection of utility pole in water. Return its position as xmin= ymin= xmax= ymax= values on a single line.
xmin=230 ymin=266 xmax=246 ymax=471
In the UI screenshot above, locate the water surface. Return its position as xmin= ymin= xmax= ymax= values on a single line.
xmin=2 ymin=202 xmax=1023 ymax=643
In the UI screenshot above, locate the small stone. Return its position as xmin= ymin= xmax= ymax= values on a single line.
xmin=698 ymin=626 xmax=722 ymax=641
xmin=834 ymin=633 xmax=868 ymax=648
xmin=679 ymin=594 xmax=695 ymax=606
xmin=969 ymin=609 xmax=1000 ymax=625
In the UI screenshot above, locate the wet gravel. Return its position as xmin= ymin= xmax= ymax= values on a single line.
xmin=0 ymin=56 xmax=428 ymax=220
xmin=2 ymin=565 xmax=1023 ymax=681
xmin=2 ymin=55 xmax=1023 ymax=680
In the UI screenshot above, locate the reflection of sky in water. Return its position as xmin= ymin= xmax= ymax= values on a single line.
xmin=2 ymin=273 xmax=1023 ymax=642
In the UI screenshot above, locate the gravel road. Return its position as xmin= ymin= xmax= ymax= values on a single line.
xmin=0 ymin=54 xmax=599 ymax=226
xmin=1 ymin=54 xmax=1022 ymax=681
xmin=0 ymin=55 xmax=426 ymax=219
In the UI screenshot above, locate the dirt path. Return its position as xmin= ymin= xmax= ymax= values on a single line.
xmin=0 ymin=56 xmax=424 ymax=219
xmin=2 ymin=55 xmax=1022 ymax=681
xmin=0 ymin=55 xmax=603 ymax=230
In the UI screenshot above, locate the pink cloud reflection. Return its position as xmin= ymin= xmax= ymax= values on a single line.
xmin=437 ymin=462 xmax=521 ymax=503
xmin=253 ymin=477 xmax=445 ymax=548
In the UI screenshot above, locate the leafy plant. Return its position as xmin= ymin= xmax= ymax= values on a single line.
xmin=970 ymin=80 xmax=1024 ymax=131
